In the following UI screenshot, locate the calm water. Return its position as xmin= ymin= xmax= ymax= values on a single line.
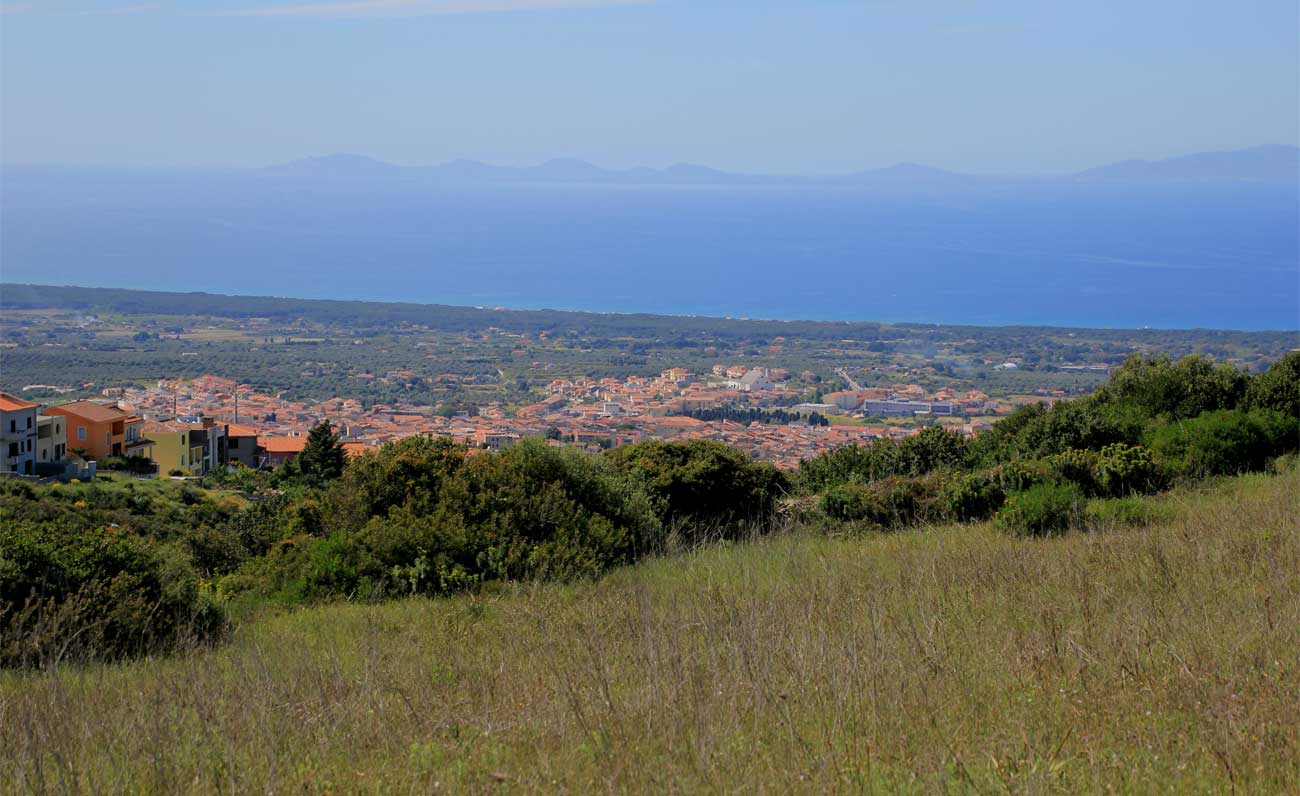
xmin=2 ymin=170 xmax=1297 ymax=330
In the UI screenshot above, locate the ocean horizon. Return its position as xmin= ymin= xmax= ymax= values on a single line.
xmin=3 ymin=173 xmax=1296 ymax=331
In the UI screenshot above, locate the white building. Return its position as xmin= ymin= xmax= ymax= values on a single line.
xmin=1 ymin=392 xmax=41 ymax=476
xmin=728 ymin=369 xmax=774 ymax=392
xmin=36 ymin=414 xmax=68 ymax=472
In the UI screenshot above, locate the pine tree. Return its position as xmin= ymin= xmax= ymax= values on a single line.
xmin=297 ymin=420 xmax=346 ymax=486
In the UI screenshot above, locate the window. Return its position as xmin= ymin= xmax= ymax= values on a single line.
xmin=26 ymin=416 xmax=32 ymax=429
xmin=229 ymin=437 xmax=240 ymax=448
xmin=77 ymin=426 xmax=87 ymax=441
xmin=7 ymin=443 xmax=16 ymax=457
xmin=7 ymin=420 xmax=13 ymax=433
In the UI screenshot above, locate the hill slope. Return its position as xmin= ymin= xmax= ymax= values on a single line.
xmin=2 ymin=468 xmax=1297 ymax=794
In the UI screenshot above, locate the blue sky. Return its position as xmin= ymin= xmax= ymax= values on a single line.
xmin=2 ymin=0 xmax=1296 ymax=173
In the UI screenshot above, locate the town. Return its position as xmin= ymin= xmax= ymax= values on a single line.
xmin=5 ymin=285 xmax=1289 ymax=481
xmin=1 ymin=363 xmax=1034 ymax=478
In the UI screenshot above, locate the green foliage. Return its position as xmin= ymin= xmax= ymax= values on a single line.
xmin=1047 ymin=448 xmax=1101 ymax=494
xmin=991 ymin=458 xmax=1051 ymax=492
xmin=1245 ymin=351 xmax=1300 ymax=418
xmin=327 ymin=435 xmax=466 ymax=532
xmin=996 ymin=482 xmax=1085 ymax=537
xmin=1146 ymin=409 xmax=1300 ymax=480
xmin=1094 ymin=443 xmax=1163 ymax=496
xmin=605 ymin=439 xmax=789 ymax=540
xmin=798 ymin=426 xmax=967 ymax=492
xmin=276 ymin=420 xmax=346 ymax=488
xmin=818 ymin=476 xmax=945 ymax=529
xmin=231 ymin=439 xmax=664 ymax=601
xmin=0 ymin=520 xmax=224 ymax=668
xmin=1097 ymin=353 xmax=1247 ymax=420
xmin=1001 ymin=399 xmax=1140 ymax=461
xmin=96 ymin=454 xmax=157 ymax=474
xmin=941 ymin=471 xmax=1006 ymax=522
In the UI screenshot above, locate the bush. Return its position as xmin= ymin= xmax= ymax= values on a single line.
xmin=1094 ymin=443 xmax=1163 ymax=496
xmin=606 ymin=439 xmax=789 ymax=541
xmin=1047 ymin=448 xmax=1101 ymax=494
xmin=1245 ymin=351 xmax=1300 ymax=418
xmin=1146 ymin=409 xmax=1300 ymax=480
xmin=1098 ymin=353 xmax=1247 ymax=420
xmin=818 ymin=476 xmax=945 ymax=530
xmin=991 ymin=459 xmax=1051 ymax=492
xmin=941 ymin=471 xmax=1005 ymax=522
xmin=797 ymin=427 xmax=967 ymax=493
xmin=327 ymin=435 xmax=466 ymax=532
xmin=233 ymin=439 xmax=664 ymax=601
xmin=996 ymin=482 xmax=1085 ymax=537
xmin=0 ymin=522 xmax=224 ymax=667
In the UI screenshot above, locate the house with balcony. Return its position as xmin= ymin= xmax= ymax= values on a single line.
xmin=35 ymin=414 xmax=68 ymax=474
xmin=142 ymin=419 xmax=227 ymax=476
xmin=0 ymin=392 xmax=41 ymax=475
xmin=45 ymin=400 xmax=154 ymax=461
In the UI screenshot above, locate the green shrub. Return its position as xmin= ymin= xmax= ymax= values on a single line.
xmin=1094 ymin=443 xmax=1163 ymax=496
xmin=234 ymin=439 xmax=664 ymax=601
xmin=0 ymin=521 xmax=224 ymax=668
xmin=818 ymin=476 xmax=945 ymax=530
xmin=1147 ymin=409 xmax=1300 ymax=479
xmin=327 ymin=435 xmax=466 ymax=532
xmin=996 ymin=482 xmax=1085 ymax=537
xmin=941 ymin=471 xmax=1005 ymax=522
xmin=1245 ymin=351 xmax=1299 ymax=417
xmin=992 ymin=459 xmax=1051 ymax=492
xmin=606 ymin=439 xmax=788 ymax=540
xmin=1047 ymin=448 xmax=1101 ymax=494
xmin=1098 ymin=353 xmax=1247 ymax=420
xmin=797 ymin=427 xmax=967 ymax=493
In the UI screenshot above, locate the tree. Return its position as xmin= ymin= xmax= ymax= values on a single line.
xmin=1098 ymin=354 xmax=1246 ymax=420
xmin=605 ymin=439 xmax=790 ymax=540
xmin=295 ymin=421 xmax=347 ymax=487
xmin=1245 ymin=351 xmax=1300 ymax=418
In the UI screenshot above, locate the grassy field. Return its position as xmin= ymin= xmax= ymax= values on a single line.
xmin=3 ymin=469 xmax=1297 ymax=795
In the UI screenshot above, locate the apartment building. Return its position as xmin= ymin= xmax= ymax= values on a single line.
xmin=0 ymin=392 xmax=40 ymax=475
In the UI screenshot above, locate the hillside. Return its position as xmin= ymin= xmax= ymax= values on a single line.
xmin=2 ymin=468 xmax=1296 ymax=794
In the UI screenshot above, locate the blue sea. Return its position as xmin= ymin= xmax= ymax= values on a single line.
xmin=2 ymin=169 xmax=1297 ymax=330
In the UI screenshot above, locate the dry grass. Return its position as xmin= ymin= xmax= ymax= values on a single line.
xmin=2 ymin=469 xmax=1297 ymax=795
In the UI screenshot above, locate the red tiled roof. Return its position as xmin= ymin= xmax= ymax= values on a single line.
xmin=259 ymin=436 xmax=308 ymax=454
xmin=342 ymin=442 xmax=371 ymax=458
xmin=0 ymin=392 xmax=39 ymax=412
xmin=48 ymin=400 xmax=129 ymax=423
xmin=227 ymin=422 xmax=260 ymax=437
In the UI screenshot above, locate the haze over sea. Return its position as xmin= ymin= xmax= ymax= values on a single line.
xmin=3 ymin=168 xmax=1296 ymax=331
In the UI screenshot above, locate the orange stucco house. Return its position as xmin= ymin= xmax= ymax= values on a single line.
xmin=45 ymin=401 xmax=154 ymax=461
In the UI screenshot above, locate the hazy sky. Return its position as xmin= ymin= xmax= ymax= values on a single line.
xmin=2 ymin=0 xmax=1297 ymax=173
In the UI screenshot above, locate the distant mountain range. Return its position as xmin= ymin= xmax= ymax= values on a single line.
xmin=259 ymin=145 xmax=1299 ymax=186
